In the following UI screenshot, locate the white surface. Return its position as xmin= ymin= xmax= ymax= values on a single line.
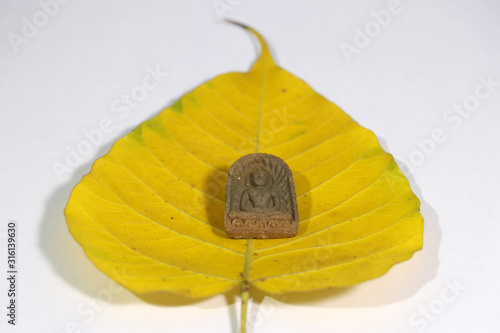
xmin=1 ymin=0 xmax=500 ymax=332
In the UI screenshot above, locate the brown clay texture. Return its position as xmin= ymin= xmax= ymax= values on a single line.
xmin=224 ymin=153 xmax=299 ymax=239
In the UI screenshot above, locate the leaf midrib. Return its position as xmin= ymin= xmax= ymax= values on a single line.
xmin=242 ymin=50 xmax=271 ymax=288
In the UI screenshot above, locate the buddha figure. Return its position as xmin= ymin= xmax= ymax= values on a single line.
xmin=240 ymin=168 xmax=280 ymax=212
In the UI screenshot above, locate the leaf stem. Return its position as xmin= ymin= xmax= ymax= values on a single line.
xmin=240 ymin=286 xmax=250 ymax=333
xmin=240 ymin=239 xmax=253 ymax=333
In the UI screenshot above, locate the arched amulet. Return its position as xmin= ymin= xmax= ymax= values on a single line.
xmin=224 ymin=153 xmax=299 ymax=239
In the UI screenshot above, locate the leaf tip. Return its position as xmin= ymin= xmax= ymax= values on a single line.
xmin=224 ymin=20 xmax=275 ymax=69
xmin=223 ymin=18 xmax=249 ymax=30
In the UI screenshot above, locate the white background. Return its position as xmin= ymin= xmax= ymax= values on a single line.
xmin=1 ymin=0 xmax=500 ymax=332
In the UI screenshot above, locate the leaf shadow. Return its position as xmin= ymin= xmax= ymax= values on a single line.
xmin=134 ymin=286 xmax=239 ymax=307
xmin=38 ymin=128 xmax=137 ymax=306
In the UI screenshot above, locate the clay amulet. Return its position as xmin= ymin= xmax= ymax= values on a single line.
xmin=224 ymin=153 xmax=299 ymax=239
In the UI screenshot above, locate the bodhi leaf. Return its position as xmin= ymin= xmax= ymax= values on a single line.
xmin=65 ymin=23 xmax=423 ymax=308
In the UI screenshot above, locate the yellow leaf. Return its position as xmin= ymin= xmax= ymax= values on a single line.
xmin=65 ymin=23 xmax=423 ymax=304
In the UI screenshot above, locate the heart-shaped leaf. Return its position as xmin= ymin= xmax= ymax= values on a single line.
xmin=65 ymin=23 xmax=423 ymax=331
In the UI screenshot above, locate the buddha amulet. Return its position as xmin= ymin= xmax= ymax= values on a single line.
xmin=224 ymin=153 xmax=299 ymax=239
